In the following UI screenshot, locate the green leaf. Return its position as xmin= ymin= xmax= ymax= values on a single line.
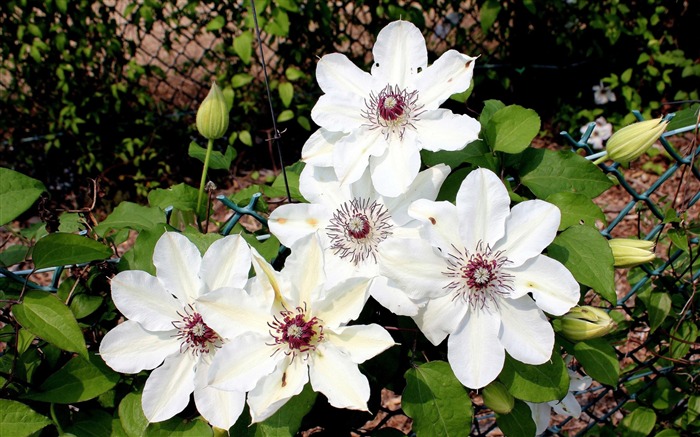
xmin=670 ymin=321 xmax=698 ymax=359
xmin=278 ymin=82 xmax=293 ymax=107
xmin=231 ymin=73 xmax=254 ymax=88
xmin=119 ymin=226 xmax=171 ymax=276
xmin=70 ymin=293 xmax=103 ymax=319
xmin=548 ymin=225 xmax=616 ymax=303
xmin=436 ymin=168 xmax=471 ymax=203
xmin=667 ymin=228 xmax=689 ymax=252
xmin=285 ymin=66 xmax=304 ymax=81
xmin=619 ymin=406 xmax=656 ymax=437
xmin=55 ymin=0 xmax=68 ymax=13
xmin=0 ymin=167 xmax=46 ymax=225
xmin=22 ymin=353 xmax=118 ymax=403
xmin=95 ymin=202 xmax=166 ymax=236
xmin=233 ymin=31 xmax=253 ymax=64
xmin=253 ymin=383 xmax=317 ymax=436
xmin=0 ymin=244 xmax=29 ymax=267
xmin=239 ymin=129 xmax=253 ymax=146
xmin=573 ymin=338 xmax=620 ymax=386
xmin=666 ymin=103 xmax=699 ymax=131
xmin=32 ymin=233 xmax=112 ymax=269
xmin=638 ymin=290 xmax=671 ymax=333
xmin=421 ymin=140 xmax=496 ymax=171
xmin=495 ymin=399 xmax=536 ymax=437
xmin=519 ymin=149 xmax=614 ymax=199
xmin=13 ymin=289 xmax=88 ymax=358
xmin=205 ymin=15 xmax=225 ymax=32
xmin=544 ymin=192 xmax=607 ymax=230
xmin=480 ymin=0 xmax=501 ymax=33
xmin=479 ymin=99 xmax=506 ymax=128
xmin=267 ymin=162 xmax=304 ymax=201
xmin=0 ymin=399 xmax=52 ymax=437
xmin=64 ymin=409 xmax=114 ymax=436
xmin=499 ymin=354 xmax=569 ymax=402
xmin=188 ymin=142 xmax=237 ymax=171
xmin=277 ymin=109 xmax=294 ymax=123
xmin=182 ymin=229 xmax=222 ymax=255
xmin=119 ymin=392 xmax=149 ymax=437
xmin=148 ymin=183 xmax=200 ymax=213
xmin=145 ymin=416 xmax=213 ymax=436
xmin=402 ymin=361 xmax=473 ymax=437
xmin=484 ymin=105 xmax=540 ymax=154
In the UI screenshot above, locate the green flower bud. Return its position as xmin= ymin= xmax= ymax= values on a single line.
xmin=606 ymin=117 xmax=668 ymax=164
xmin=608 ymin=238 xmax=655 ymax=268
xmin=196 ymin=82 xmax=229 ymax=140
xmin=560 ymin=306 xmax=616 ymax=341
xmin=482 ymin=381 xmax=515 ymax=414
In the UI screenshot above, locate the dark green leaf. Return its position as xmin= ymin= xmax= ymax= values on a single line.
xmin=666 ymin=103 xmax=699 ymax=132
xmin=22 ymin=354 xmax=118 ymax=403
xmin=544 ymin=192 xmax=607 ymax=230
xmin=95 ymin=202 xmax=166 ymax=236
xmin=148 ymin=183 xmax=199 ymax=213
xmin=484 ymin=105 xmax=540 ymax=154
xmin=667 ymin=228 xmax=689 ymax=252
xmin=519 ymin=149 xmax=614 ymax=199
xmin=479 ymin=99 xmax=506 ymax=128
xmin=234 ymin=31 xmax=253 ymax=64
xmin=32 ymin=233 xmax=112 ymax=270
xmin=119 ymin=226 xmax=171 ymax=276
xmin=119 ymin=392 xmax=149 ymax=437
xmin=65 ymin=409 xmax=114 ymax=437
xmin=0 ymin=245 xmax=29 ymax=267
xmin=495 ymin=399 xmax=536 ymax=437
xmin=0 ymin=399 xmax=52 ymax=437
xmin=548 ymin=225 xmax=616 ymax=303
xmin=499 ymin=354 xmax=569 ymax=402
xmin=638 ymin=290 xmax=671 ymax=333
xmin=188 ymin=142 xmax=236 ymax=170
xmin=255 ymin=383 xmax=317 ymax=436
xmin=619 ymin=406 xmax=656 ymax=437
xmin=13 ymin=289 xmax=88 ymax=358
xmin=479 ymin=0 xmax=501 ymax=33
xmin=421 ymin=140 xmax=497 ymax=171
xmin=70 ymin=293 xmax=103 ymax=319
xmin=437 ymin=168 xmax=471 ymax=203
xmin=670 ymin=321 xmax=698 ymax=359
xmin=0 ymin=167 xmax=46 ymax=225
xmin=402 ymin=361 xmax=473 ymax=437
xmin=145 ymin=416 xmax=213 ymax=436
xmin=573 ymin=338 xmax=620 ymax=386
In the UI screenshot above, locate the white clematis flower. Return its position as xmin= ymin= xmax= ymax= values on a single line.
xmin=528 ymin=367 xmax=593 ymax=435
xmin=197 ymin=234 xmax=396 ymax=423
xmin=99 ymin=232 xmax=251 ymax=429
xmin=268 ymin=163 xmax=450 ymax=316
xmin=379 ymin=168 xmax=580 ymax=389
xmin=305 ymin=20 xmax=480 ymax=197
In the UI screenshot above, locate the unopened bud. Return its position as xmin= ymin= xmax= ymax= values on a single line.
xmin=560 ymin=306 xmax=616 ymax=341
xmin=606 ymin=117 xmax=668 ymax=164
xmin=608 ymin=238 xmax=655 ymax=268
xmin=196 ymin=82 xmax=229 ymax=140
xmin=482 ymin=381 xmax=515 ymax=414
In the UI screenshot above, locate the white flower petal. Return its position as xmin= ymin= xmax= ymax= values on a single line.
xmin=301 ymin=128 xmax=346 ymax=168
xmin=414 ymin=110 xmax=480 ymax=151
xmin=508 ymin=255 xmax=580 ymax=316
xmin=498 ymin=296 xmax=554 ymax=365
xmin=333 ymin=126 xmax=386 ymax=187
xmin=247 ymin=356 xmax=308 ymax=423
xmin=447 ymin=309 xmax=504 ymax=389
xmin=110 ymin=270 xmax=181 ymax=331
xmin=379 ymin=237 xmax=451 ymax=301
xmin=314 ymin=276 xmax=370 ymax=328
xmin=194 ymin=360 xmax=246 ymax=430
xmin=369 ymin=132 xmax=421 ymax=197
xmin=316 ymin=52 xmax=377 ymax=97
xmin=309 ymin=342 xmax=370 ymax=411
xmin=497 ymin=200 xmax=560 ymax=267
xmin=197 ymin=287 xmax=271 ymax=340
xmin=371 ymin=20 xmax=427 ymax=86
xmin=407 ymin=199 xmax=461 ymax=253
xmin=528 ymin=401 xmax=552 ymax=435
xmin=382 ymin=164 xmax=450 ymax=227
xmin=456 ymin=168 xmax=511 ymax=249
xmin=283 ymin=233 xmax=326 ymax=305
xmin=142 ymin=353 xmax=197 ymax=422
xmin=413 ymin=293 xmax=469 ymax=345
xmin=311 ymin=92 xmax=367 ymax=132
xmin=415 ymin=50 xmax=476 ymax=109
xmin=369 ymin=276 xmax=420 ymax=316
xmin=200 ymin=234 xmax=251 ymax=292
xmin=99 ymin=320 xmax=178 ymax=373
xmin=551 ymin=392 xmax=582 ymax=418
xmin=153 ymin=232 xmax=204 ymax=303
xmin=328 ymin=324 xmax=395 ymax=363
xmin=299 ymin=164 xmax=348 ymax=206
xmin=250 ymin=248 xmax=286 ymax=306
xmin=268 ymin=203 xmax=332 ymax=248
xmin=208 ymin=333 xmax=278 ymax=392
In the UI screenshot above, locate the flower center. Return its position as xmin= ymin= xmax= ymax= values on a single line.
xmin=443 ymin=242 xmax=514 ymax=310
xmin=173 ymin=305 xmax=220 ymax=355
xmin=268 ymin=304 xmax=324 ymax=358
xmin=326 ymin=197 xmax=393 ymax=266
xmin=362 ymin=84 xmax=423 ymax=139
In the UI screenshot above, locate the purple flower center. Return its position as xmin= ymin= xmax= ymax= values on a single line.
xmin=173 ymin=305 xmax=220 ymax=355
xmin=327 ymin=198 xmax=393 ymax=265
xmin=362 ymin=84 xmax=423 ymax=139
xmin=444 ymin=242 xmax=514 ymax=310
xmin=269 ymin=305 xmax=324 ymax=357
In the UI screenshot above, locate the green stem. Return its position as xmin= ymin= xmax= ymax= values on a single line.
xmin=592 ymin=152 xmax=608 ymax=166
xmin=50 ymin=403 xmax=63 ymax=434
xmin=197 ymin=138 xmax=214 ymax=216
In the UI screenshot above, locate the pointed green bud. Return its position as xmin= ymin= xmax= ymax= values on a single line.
xmin=606 ymin=117 xmax=668 ymax=164
xmin=196 ymin=82 xmax=229 ymax=140
xmin=482 ymin=381 xmax=515 ymax=414
xmin=608 ymin=238 xmax=655 ymax=268
xmin=560 ymin=306 xmax=616 ymax=341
